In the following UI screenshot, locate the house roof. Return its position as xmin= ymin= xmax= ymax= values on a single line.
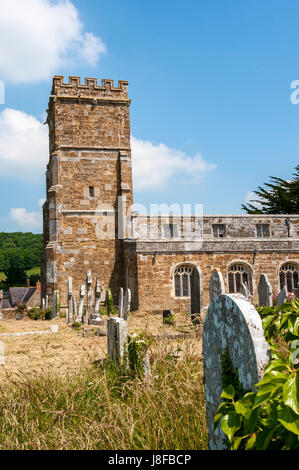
xmin=7 ymin=287 xmax=37 ymax=307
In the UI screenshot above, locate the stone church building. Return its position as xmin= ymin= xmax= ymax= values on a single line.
xmin=41 ymin=76 xmax=299 ymax=314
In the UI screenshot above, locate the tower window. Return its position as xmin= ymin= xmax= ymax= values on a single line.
xmin=89 ymin=186 xmax=95 ymax=198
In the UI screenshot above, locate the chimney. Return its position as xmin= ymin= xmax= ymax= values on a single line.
xmin=36 ymin=281 xmax=41 ymax=294
xmin=26 ymin=279 xmax=30 ymax=288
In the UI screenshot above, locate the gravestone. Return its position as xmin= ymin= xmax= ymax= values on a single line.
xmin=240 ymin=282 xmax=250 ymax=300
xmin=86 ymin=270 xmax=93 ymax=324
xmin=123 ymin=288 xmax=131 ymax=321
xmin=41 ymin=298 xmax=46 ymax=312
xmin=52 ymin=290 xmax=60 ymax=318
xmin=118 ymin=287 xmax=124 ymax=318
xmin=107 ymin=317 xmax=128 ymax=365
xmin=89 ymin=280 xmax=104 ymax=326
xmin=203 ymin=294 xmax=270 ymax=450
xmin=258 ymin=274 xmax=273 ymax=307
xmin=67 ymin=277 xmax=73 ymax=324
xmin=277 ymin=286 xmax=288 ymax=306
xmin=77 ymin=284 xmax=85 ymax=322
xmin=72 ymin=296 xmax=77 ymax=322
xmin=45 ymin=295 xmax=49 ymax=310
xmin=209 ymin=269 xmax=225 ymax=302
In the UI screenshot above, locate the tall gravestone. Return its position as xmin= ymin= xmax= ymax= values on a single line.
xmin=277 ymin=286 xmax=288 ymax=306
xmin=107 ymin=317 xmax=128 ymax=365
xmin=203 ymin=294 xmax=270 ymax=450
xmin=78 ymin=283 xmax=85 ymax=322
xmin=86 ymin=270 xmax=93 ymax=324
xmin=52 ymin=290 xmax=60 ymax=318
xmin=67 ymin=277 xmax=73 ymax=324
xmin=209 ymin=269 xmax=225 ymax=302
xmin=123 ymin=288 xmax=131 ymax=320
xmin=240 ymin=282 xmax=250 ymax=300
xmin=118 ymin=288 xmax=124 ymax=318
xmin=258 ymin=274 xmax=273 ymax=307
xmin=89 ymin=280 xmax=104 ymax=326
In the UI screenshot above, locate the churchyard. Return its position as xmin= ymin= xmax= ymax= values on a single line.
xmin=0 ymin=270 xmax=298 ymax=450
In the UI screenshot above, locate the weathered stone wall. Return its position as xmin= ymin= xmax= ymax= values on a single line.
xmin=124 ymin=246 xmax=299 ymax=313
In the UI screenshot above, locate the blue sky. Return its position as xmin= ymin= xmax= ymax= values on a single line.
xmin=0 ymin=0 xmax=298 ymax=233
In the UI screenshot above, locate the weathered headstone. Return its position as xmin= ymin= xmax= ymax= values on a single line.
xmin=41 ymin=298 xmax=46 ymax=312
xmin=240 ymin=282 xmax=250 ymax=299
xmin=258 ymin=274 xmax=273 ymax=307
xmin=45 ymin=295 xmax=49 ymax=310
xmin=209 ymin=269 xmax=225 ymax=302
xmin=77 ymin=284 xmax=85 ymax=322
xmin=52 ymin=290 xmax=60 ymax=318
xmin=203 ymin=294 xmax=270 ymax=450
xmin=89 ymin=280 xmax=104 ymax=326
xmin=118 ymin=287 xmax=124 ymax=318
xmin=123 ymin=288 xmax=131 ymax=320
xmin=107 ymin=317 xmax=128 ymax=365
xmin=67 ymin=277 xmax=73 ymax=324
xmin=72 ymin=295 xmax=77 ymax=322
xmin=277 ymin=286 xmax=288 ymax=306
xmin=86 ymin=270 xmax=93 ymax=324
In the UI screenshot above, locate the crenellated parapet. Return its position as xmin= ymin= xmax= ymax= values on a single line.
xmin=51 ymin=76 xmax=129 ymax=101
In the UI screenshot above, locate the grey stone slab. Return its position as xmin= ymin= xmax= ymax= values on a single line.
xmin=258 ymin=274 xmax=273 ymax=307
xmin=209 ymin=269 xmax=225 ymax=302
xmin=203 ymin=294 xmax=270 ymax=450
xmin=277 ymin=286 xmax=288 ymax=306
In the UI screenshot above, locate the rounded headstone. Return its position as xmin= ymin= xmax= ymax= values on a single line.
xmin=203 ymin=294 xmax=270 ymax=450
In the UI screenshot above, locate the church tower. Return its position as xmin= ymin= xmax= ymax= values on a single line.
xmin=41 ymin=76 xmax=133 ymax=307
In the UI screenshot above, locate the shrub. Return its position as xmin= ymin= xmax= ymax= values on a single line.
xmin=27 ymin=307 xmax=44 ymax=321
xmin=45 ymin=308 xmax=52 ymax=320
xmin=16 ymin=303 xmax=27 ymax=313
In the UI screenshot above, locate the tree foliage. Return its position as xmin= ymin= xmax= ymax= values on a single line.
xmin=0 ymin=232 xmax=42 ymax=287
xmin=242 ymin=165 xmax=299 ymax=214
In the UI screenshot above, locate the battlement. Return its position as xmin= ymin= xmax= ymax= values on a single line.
xmin=51 ymin=76 xmax=129 ymax=100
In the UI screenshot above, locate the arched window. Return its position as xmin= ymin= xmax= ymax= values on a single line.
xmin=174 ymin=265 xmax=193 ymax=297
xmin=279 ymin=263 xmax=298 ymax=292
xmin=228 ymin=263 xmax=253 ymax=294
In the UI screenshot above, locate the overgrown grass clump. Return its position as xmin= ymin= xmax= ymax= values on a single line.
xmin=0 ymin=342 xmax=207 ymax=450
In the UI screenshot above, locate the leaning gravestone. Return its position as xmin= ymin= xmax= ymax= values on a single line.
xmin=240 ymin=282 xmax=250 ymax=300
xmin=277 ymin=286 xmax=288 ymax=306
xmin=107 ymin=317 xmax=128 ymax=365
xmin=209 ymin=269 xmax=225 ymax=302
xmin=258 ymin=274 xmax=273 ymax=307
xmin=203 ymin=294 xmax=270 ymax=450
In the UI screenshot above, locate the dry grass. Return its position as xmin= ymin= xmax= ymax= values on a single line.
xmin=0 ymin=310 xmax=207 ymax=450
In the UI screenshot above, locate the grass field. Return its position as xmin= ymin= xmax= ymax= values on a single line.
xmin=0 ymin=310 xmax=207 ymax=450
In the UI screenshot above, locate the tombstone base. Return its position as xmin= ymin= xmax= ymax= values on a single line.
xmin=88 ymin=316 xmax=104 ymax=326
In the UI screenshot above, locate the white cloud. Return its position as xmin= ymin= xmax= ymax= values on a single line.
xmin=0 ymin=108 xmax=48 ymax=181
xmin=0 ymin=0 xmax=106 ymax=83
xmin=10 ymin=207 xmax=42 ymax=231
xmin=131 ymin=136 xmax=216 ymax=190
